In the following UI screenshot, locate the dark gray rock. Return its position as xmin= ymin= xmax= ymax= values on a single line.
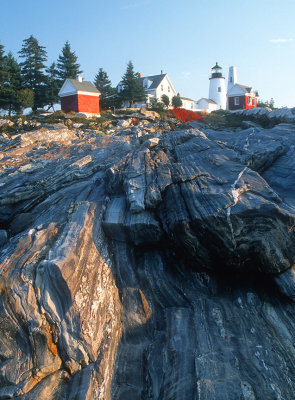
xmin=0 ymin=123 xmax=295 ymax=399
xmin=102 ymin=196 xmax=163 ymax=245
xmin=274 ymin=267 xmax=295 ymax=300
xmin=10 ymin=212 xmax=33 ymax=234
xmin=0 ymin=229 xmax=7 ymax=246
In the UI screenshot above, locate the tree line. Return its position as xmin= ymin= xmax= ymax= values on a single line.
xmin=0 ymin=36 xmax=183 ymax=115
xmin=0 ymin=36 xmax=84 ymax=115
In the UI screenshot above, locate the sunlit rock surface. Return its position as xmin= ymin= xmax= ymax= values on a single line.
xmin=0 ymin=121 xmax=295 ymax=399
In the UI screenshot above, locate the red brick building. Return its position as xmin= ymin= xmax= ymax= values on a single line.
xmin=227 ymin=84 xmax=259 ymax=111
xmin=227 ymin=67 xmax=259 ymax=111
xmin=58 ymin=76 xmax=101 ymax=116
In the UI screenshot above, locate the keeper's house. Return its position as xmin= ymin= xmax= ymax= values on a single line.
xmin=227 ymin=67 xmax=259 ymax=111
xmin=59 ymin=76 xmax=101 ymax=116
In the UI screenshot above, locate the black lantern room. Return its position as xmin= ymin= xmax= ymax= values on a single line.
xmin=211 ymin=62 xmax=223 ymax=78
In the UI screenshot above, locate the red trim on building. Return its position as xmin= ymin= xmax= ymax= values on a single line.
xmin=228 ymin=95 xmax=258 ymax=111
xmin=245 ymin=95 xmax=257 ymax=110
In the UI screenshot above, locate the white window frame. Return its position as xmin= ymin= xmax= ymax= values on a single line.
xmin=234 ymin=97 xmax=240 ymax=105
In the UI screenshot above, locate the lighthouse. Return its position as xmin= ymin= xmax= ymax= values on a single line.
xmin=209 ymin=62 xmax=226 ymax=109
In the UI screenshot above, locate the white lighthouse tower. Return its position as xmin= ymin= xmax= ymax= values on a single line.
xmin=209 ymin=62 xmax=226 ymax=109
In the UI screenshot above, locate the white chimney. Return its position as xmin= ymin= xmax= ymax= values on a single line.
xmin=77 ymin=75 xmax=83 ymax=82
xmin=228 ymin=66 xmax=237 ymax=92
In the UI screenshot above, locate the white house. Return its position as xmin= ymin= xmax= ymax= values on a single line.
xmin=117 ymin=73 xmax=177 ymax=108
xmin=180 ymin=97 xmax=196 ymax=111
xmin=227 ymin=66 xmax=259 ymax=110
xmin=195 ymin=98 xmax=218 ymax=113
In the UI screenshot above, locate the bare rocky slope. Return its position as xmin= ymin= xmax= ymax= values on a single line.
xmin=0 ymin=112 xmax=295 ymax=399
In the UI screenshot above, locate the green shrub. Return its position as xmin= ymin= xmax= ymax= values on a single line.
xmin=114 ymin=109 xmax=137 ymax=116
xmin=42 ymin=111 xmax=65 ymax=124
xmin=204 ymin=109 xmax=230 ymax=128
xmin=0 ymin=124 xmax=17 ymax=135
xmin=149 ymin=98 xmax=166 ymax=113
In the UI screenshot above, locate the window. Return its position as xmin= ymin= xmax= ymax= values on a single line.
xmin=234 ymin=97 xmax=240 ymax=105
xmin=161 ymin=85 xmax=163 ymax=91
xmin=218 ymin=87 xmax=221 ymax=92
xmin=230 ymin=77 xmax=233 ymax=82
xmin=168 ymin=86 xmax=170 ymax=92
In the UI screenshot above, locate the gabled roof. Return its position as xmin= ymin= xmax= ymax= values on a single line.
xmin=140 ymin=74 xmax=166 ymax=89
xmin=235 ymin=83 xmax=252 ymax=93
xmin=67 ymin=79 xmax=100 ymax=94
xmin=198 ymin=98 xmax=217 ymax=105
xmin=227 ymin=83 xmax=258 ymax=97
xmin=117 ymin=73 xmax=176 ymax=96
xmin=180 ymin=97 xmax=195 ymax=102
xmin=59 ymin=78 xmax=100 ymax=97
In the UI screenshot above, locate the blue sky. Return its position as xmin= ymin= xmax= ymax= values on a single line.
xmin=1 ymin=0 xmax=295 ymax=107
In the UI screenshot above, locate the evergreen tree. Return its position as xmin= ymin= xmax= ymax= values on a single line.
xmin=18 ymin=35 xmax=47 ymax=111
xmin=0 ymin=43 xmax=7 ymax=85
xmin=17 ymin=88 xmax=34 ymax=115
xmin=0 ymin=43 xmax=7 ymax=112
xmin=172 ymin=95 xmax=183 ymax=108
xmin=258 ymin=98 xmax=275 ymax=110
xmin=0 ymin=52 xmax=23 ymax=115
xmin=120 ymin=61 xmax=146 ymax=108
xmin=94 ymin=68 xmax=117 ymax=110
xmin=44 ymin=62 xmax=60 ymax=111
xmin=57 ymin=41 xmax=82 ymax=82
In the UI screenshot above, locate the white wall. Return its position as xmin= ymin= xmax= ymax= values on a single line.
xmin=155 ymin=76 xmax=176 ymax=103
xmin=227 ymin=85 xmax=246 ymax=96
xmin=58 ymin=80 xmax=77 ymax=97
xmin=209 ymin=77 xmax=226 ymax=109
xmin=196 ymin=98 xmax=218 ymax=112
xmin=181 ymin=99 xmax=194 ymax=110
xmin=227 ymin=66 xmax=238 ymax=92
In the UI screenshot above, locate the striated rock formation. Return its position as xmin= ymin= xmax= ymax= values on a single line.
xmin=0 ymin=119 xmax=295 ymax=399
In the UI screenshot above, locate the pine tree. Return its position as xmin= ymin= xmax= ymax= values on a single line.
xmin=94 ymin=68 xmax=115 ymax=110
xmin=18 ymin=35 xmax=47 ymax=111
xmin=0 ymin=43 xmax=7 ymax=85
xmin=120 ymin=61 xmax=146 ymax=108
xmin=17 ymin=89 xmax=34 ymax=115
xmin=44 ymin=62 xmax=60 ymax=111
xmin=0 ymin=52 xmax=23 ymax=115
xmin=57 ymin=41 xmax=82 ymax=82
xmin=0 ymin=43 xmax=7 ymax=112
